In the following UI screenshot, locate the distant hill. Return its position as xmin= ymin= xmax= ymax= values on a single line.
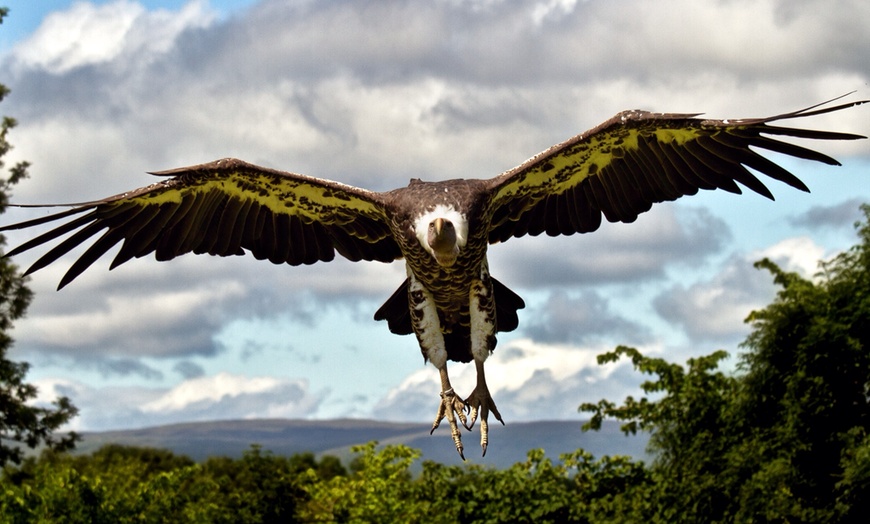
xmin=76 ymin=418 xmax=650 ymax=468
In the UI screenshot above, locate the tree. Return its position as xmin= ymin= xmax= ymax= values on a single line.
xmin=1 ymin=444 xmax=349 ymax=522
xmin=201 ymin=445 xmax=311 ymax=523
xmin=0 ymin=6 xmax=79 ymax=465
xmin=582 ymin=204 xmax=870 ymax=522
xmin=729 ymin=204 xmax=870 ymax=521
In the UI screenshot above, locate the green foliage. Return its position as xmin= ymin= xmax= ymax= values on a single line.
xmin=300 ymin=442 xmax=419 ymax=522
xmin=0 ymin=444 xmax=347 ymax=522
xmin=0 ymin=441 xmax=652 ymax=523
xmin=728 ymin=204 xmax=870 ymax=522
xmin=581 ymin=347 xmax=739 ymax=521
xmin=412 ymin=448 xmax=651 ymax=523
xmin=0 ymin=17 xmax=79 ymax=465
xmin=580 ymin=204 xmax=870 ymax=522
xmin=200 ymin=444 xmax=314 ymax=523
xmin=297 ymin=442 xmax=651 ymax=523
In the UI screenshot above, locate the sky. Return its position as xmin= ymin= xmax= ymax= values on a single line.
xmin=0 ymin=0 xmax=868 ymax=448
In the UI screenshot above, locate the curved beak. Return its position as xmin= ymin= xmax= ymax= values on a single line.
xmin=428 ymin=218 xmax=459 ymax=266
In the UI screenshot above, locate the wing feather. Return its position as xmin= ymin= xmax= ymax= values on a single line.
xmin=728 ymin=130 xmax=841 ymax=165
xmin=677 ymin=141 xmax=742 ymax=194
xmin=658 ymin=141 xmax=712 ymax=191
xmin=1 ymin=158 xmax=399 ymax=289
xmin=694 ymin=137 xmax=774 ymax=199
xmin=209 ymin=193 xmax=246 ymax=255
xmin=110 ymin=205 xmax=169 ymax=268
xmin=711 ymin=132 xmax=810 ymax=191
xmin=270 ymin=214 xmax=291 ymax=264
xmin=60 ymin=227 xmax=130 ymax=289
xmin=4 ymin=210 xmax=92 ymax=259
xmin=26 ymin=220 xmax=109 ymax=276
xmin=632 ymin=142 xmax=683 ymax=201
xmin=486 ymin=96 xmax=866 ymax=242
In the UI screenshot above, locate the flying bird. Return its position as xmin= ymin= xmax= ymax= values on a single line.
xmin=1 ymin=96 xmax=866 ymax=459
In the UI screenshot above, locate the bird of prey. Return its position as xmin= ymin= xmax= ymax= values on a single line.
xmin=1 ymin=96 xmax=865 ymax=459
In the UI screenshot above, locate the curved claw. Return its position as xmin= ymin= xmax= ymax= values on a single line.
xmin=430 ymin=387 xmax=470 ymax=460
xmin=465 ymin=386 xmax=504 ymax=456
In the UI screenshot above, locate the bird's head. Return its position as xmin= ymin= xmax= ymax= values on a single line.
xmin=428 ymin=217 xmax=459 ymax=266
xmin=414 ymin=205 xmax=468 ymax=267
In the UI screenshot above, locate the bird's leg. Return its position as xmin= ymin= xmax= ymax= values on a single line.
xmin=405 ymin=271 xmax=470 ymax=459
xmin=464 ymin=358 xmax=503 ymax=456
xmin=464 ymin=262 xmax=503 ymax=456
xmin=430 ymin=363 xmax=469 ymax=460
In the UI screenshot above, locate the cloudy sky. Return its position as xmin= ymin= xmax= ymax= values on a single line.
xmin=0 ymin=0 xmax=868 ymax=448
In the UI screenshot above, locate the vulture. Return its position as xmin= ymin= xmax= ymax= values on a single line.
xmin=1 ymin=96 xmax=866 ymax=459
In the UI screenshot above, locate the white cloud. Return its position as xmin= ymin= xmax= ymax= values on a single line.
xmin=374 ymin=338 xmax=652 ymax=422
xmin=10 ymin=0 xmax=215 ymax=74
xmin=141 ymin=371 xmax=305 ymax=413
xmin=755 ymin=236 xmax=826 ymax=277
xmin=531 ymin=0 xmax=579 ymax=25
xmin=492 ymin=205 xmax=730 ymax=288
xmin=522 ymin=290 xmax=651 ymax=345
xmin=24 ymin=285 xmax=245 ymax=352
xmin=8 ymin=240 xmax=403 ymax=361
xmin=35 ymin=372 xmax=323 ymax=431
xmin=14 ymin=1 xmax=144 ymax=73
xmin=13 ymin=256 xmax=249 ymax=357
xmin=653 ymin=236 xmax=831 ymax=344
xmin=654 ymin=258 xmax=771 ymax=344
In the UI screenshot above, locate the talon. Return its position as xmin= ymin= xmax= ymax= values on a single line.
xmin=430 ymin=385 xmax=469 ymax=459
xmin=464 ymin=369 xmax=503 ymax=457
xmin=464 ymin=404 xmax=477 ymax=431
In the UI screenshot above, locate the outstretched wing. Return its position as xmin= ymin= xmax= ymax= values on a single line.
xmin=485 ymin=96 xmax=867 ymax=242
xmin=1 ymin=158 xmax=401 ymax=289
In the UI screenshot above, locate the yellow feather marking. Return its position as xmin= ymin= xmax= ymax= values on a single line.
xmin=133 ymin=172 xmax=383 ymax=224
xmin=509 ymin=131 xmax=641 ymax=196
xmin=494 ymin=125 xmax=700 ymax=205
xmin=140 ymin=187 xmax=184 ymax=205
xmin=653 ymin=128 xmax=698 ymax=145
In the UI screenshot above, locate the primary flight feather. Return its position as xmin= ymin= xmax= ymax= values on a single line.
xmin=2 ymin=96 xmax=866 ymax=459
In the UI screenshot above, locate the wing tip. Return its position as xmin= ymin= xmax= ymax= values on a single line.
xmin=725 ymin=93 xmax=869 ymax=126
